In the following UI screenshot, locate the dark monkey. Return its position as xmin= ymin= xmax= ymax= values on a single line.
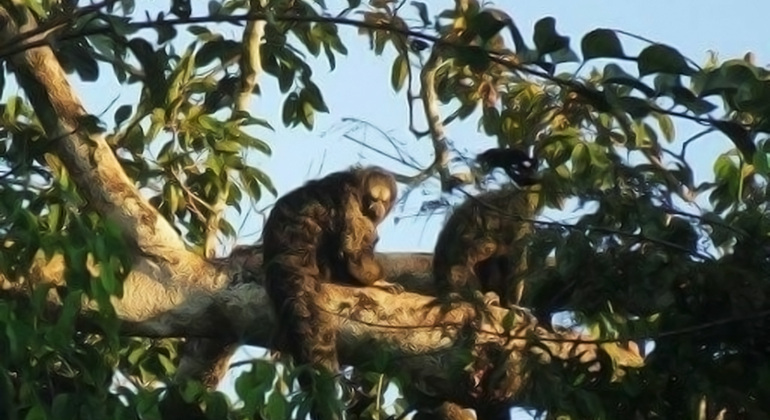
xmin=262 ymin=166 xmax=403 ymax=420
xmin=422 ymin=149 xmax=540 ymax=420
xmin=432 ymin=186 xmax=540 ymax=308
xmin=434 ymin=147 xmax=541 ymax=307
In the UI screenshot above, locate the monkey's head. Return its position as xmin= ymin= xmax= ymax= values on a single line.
xmin=357 ymin=167 xmax=398 ymax=223
xmin=476 ymin=148 xmax=540 ymax=186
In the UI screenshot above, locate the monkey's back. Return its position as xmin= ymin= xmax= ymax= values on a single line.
xmin=262 ymin=171 xmax=363 ymax=306
xmin=432 ymin=188 xmax=540 ymax=295
xmin=262 ymin=171 xmax=358 ymax=261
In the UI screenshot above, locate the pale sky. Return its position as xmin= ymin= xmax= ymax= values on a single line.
xmin=13 ymin=0 xmax=770 ymax=418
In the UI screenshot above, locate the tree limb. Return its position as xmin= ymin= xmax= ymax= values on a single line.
xmin=0 ymin=246 xmax=644 ymax=410
xmin=0 ymin=4 xmax=188 ymax=261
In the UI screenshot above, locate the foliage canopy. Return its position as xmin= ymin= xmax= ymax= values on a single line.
xmin=0 ymin=0 xmax=768 ymax=419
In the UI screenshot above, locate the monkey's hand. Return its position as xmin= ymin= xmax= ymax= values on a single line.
xmin=479 ymin=291 xmax=502 ymax=307
xmin=371 ymin=279 xmax=404 ymax=294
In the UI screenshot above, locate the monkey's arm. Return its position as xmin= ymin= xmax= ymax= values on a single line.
xmin=340 ymin=202 xmax=404 ymax=294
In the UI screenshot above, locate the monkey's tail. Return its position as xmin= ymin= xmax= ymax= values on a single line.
xmin=264 ymin=255 xmax=340 ymax=378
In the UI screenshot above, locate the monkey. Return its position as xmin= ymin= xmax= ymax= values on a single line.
xmin=476 ymin=147 xmax=539 ymax=187
xmin=433 ymin=146 xmax=541 ymax=308
xmin=261 ymin=166 xmax=404 ymax=420
xmin=423 ymin=151 xmax=542 ymax=420
xmin=432 ymin=186 xmax=541 ymax=309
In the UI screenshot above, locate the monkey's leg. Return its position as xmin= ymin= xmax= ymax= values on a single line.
xmin=344 ymin=245 xmax=405 ymax=294
xmin=266 ymin=259 xmax=343 ymax=420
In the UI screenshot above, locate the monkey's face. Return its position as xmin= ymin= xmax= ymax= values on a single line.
xmin=361 ymin=171 xmax=397 ymax=223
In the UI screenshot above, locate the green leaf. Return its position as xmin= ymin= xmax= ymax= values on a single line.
xmin=713 ymin=154 xmax=739 ymax=181
xmin=114 ymin=105 xmax=132 ymax=128
xmin=411 ymin=1 xmax=430 ymax=26
xmin=571 ymin=142 xmax=590 ymax=175
xmin=581 ymin=29 xmax=625 ymax=60
xmin=652 ymin=112 xmax=675 ymax=142
xmin=637 ymin=44 xmax=695 ymax=76
xmin=754 ymin=149 xmax=770 ymax=176
xmin=390 ymin=54 xmax=408 ymax=92
xmin=533 ymin=17 xmax=570 ymax=56
xmin=299 ymin=99 xmax=315 ymax=129
xmin=303 ymin=83 xmax=329 ymax=113
xmin=282 ymin=93 xmax=299 ymax=127
xmin=213 ymin=140 xmax=242 ymax=153
xmin=616 ymin=96 xmax=652 ymax=119
xmin=204 ymin=392 xmax=230 ymax=418
xmin=602 ymin=63 xmax=655 ymax=97
xmin=24 ymin=405 xmax=47 ymax=420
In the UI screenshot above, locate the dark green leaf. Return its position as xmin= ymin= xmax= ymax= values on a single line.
xmin=455 ymin=46 xmax=491 ymax=72
xmin=616 ymin=96 xmax=652 ymax=119
xmin=670 ymin=87 xmax=717 ymax=115
xmin=282 ymin=93 xmax=298 ymax=127
xmin=712 ymin=120 xmax=757 ymax=160
xmin=637 ymin=44 xmax=695 ymax=76
xmin=303 ymin=83 xmax=329 ymax=113
xmin=187 ymin=25 xmax=211 ymax=37
xmin=411 ymin=1 xmax=431 ymax=27
xmin=128 ymin=39 xmax=167 ymax=107
xmin=602 ymin=64 xmax=655 ymax=97
xmin=533 ymin=17 xmax=570 ymax=56
xmin=467 ymin=9 xmax=510 ymax=42
xmin=581 ymin=29 xmax=626 ymax=60
xmin=194 ymin=39 xmax=240 ymax=67
xmin=114 ymin=105 xmax=132 ymax=128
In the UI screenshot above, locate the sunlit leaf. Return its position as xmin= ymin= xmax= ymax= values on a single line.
xmin=391 ymin=54 xmax=409 ymax=92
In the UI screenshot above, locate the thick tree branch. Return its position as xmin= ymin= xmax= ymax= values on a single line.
xmin=0 ymin=247 xmax=643 ymax=409
xmin=0 ymin=4 xmax=187 ymax=260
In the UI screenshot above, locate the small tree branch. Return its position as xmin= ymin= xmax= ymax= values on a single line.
xmin=203 ymin=0 xmax=268 ymax=259
xmin=416 ymin=50 xmax=453 ymax=189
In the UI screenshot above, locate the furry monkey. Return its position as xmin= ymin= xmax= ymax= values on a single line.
xmin=433 ymin=147 xmax=541 ymax=308
xmin=262 ymin=166 xmax=403 ymax=420
xmin=424 ymin=150 xmax=540 ymax=420
xmin=432 ymin=186 xmax=541 ymax=308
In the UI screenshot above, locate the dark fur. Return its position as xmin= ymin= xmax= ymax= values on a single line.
xmin=433 ymin=187 xmax=539 ymax=308
xmin=262 ymin=166 xmax=401 ymax=420
xmin=476 ymin=148 xmax=539 ymax=186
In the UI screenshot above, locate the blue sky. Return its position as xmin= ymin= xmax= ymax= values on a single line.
xmin=28 ymin=0 xmax=770 ymax=417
